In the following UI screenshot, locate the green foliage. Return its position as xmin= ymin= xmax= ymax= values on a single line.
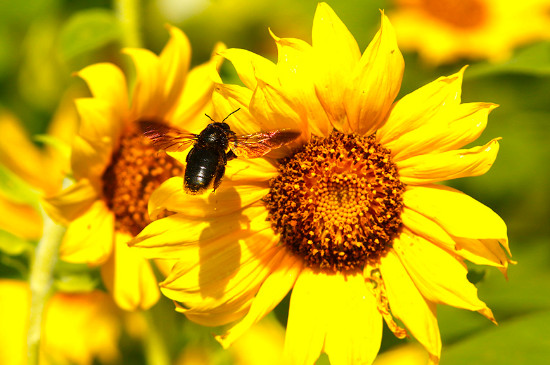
xmin=466 ymin=42 xmax=550 ymax=78
xmin=59 ymin=8 xmax=121 ymax=61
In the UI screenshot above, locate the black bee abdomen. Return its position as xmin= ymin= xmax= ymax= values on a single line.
xmin=184 ymin=147 xmax=224 ymax=194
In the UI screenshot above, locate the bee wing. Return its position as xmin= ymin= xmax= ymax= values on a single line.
xmin=231 ymin=129 xmax=301 ymax=158
xmin=138 ymin=121 xmax=197 ymax=152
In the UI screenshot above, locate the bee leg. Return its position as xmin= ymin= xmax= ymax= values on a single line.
xmin=212 ymin=163 xmax=226 ymax=192
xmin=225 ymin=150 xmax=237 ymax=161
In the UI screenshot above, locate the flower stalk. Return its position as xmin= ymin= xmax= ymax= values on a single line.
xmin=114 ymin=0 xmax=143 ymax=48
xmin=27 ymin=211 xmax=66 ymax=365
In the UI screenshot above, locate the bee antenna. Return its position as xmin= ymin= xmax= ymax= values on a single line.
xmin=204 ymin=113 xmax=215 ymax=123
xmin=221 ymin=108 xmax=241 ymax=123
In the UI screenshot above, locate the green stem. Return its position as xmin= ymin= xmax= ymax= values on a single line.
xmin=143 ymin=309 xmax=172 ymax=365
xmin=27 ymin=213 xmax=66 ymax=365
xmin=114 ymin=0 xmax=143 ymax=48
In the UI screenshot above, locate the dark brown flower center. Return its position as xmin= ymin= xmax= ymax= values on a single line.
xmin=421 ymin=0 xmax=488 ymax=30
xmin=101 ymin=124 xmax=183 ymax=236
xmin=264 ymin=130 xmax=405 ymax=273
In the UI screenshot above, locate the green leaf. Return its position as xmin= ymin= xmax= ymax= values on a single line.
xmin=59 ymin=8 xmax=121 ymax=61
xmin=442 ymin=310 xmax=550 ymax=364
xmin=53 ymin=261 xmax=100 ymax=292
xmin=0 ymin=229 xmax=34 ymax=255
xmin=33 ymin=134 xmax=71 ymax=160
xmin=465 ymin=42 xmax=550 ymax=79
xmin=0 ymin=164 xmax=39 ymax=206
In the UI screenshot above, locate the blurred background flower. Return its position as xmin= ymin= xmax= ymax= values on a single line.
xmin=1 ymin=0 xmax=550 ymax=364
xmin=0 ymin=280 xmax=122 ymax=365
xmin=388 ymin=0 xmax=550 ymax=65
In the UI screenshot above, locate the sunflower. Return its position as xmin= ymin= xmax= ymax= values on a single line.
xmin=131 ymin=3 xmax=511 ymax=364
xmin=389 ymin=0 xmax=550 ymax=64
xmin=43 ymin=26 xmax=225 ymax=311
xmin=0 ymin=279 xmax=121 ymax=365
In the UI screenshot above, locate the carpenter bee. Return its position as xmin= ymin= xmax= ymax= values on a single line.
xmin=139 ymin=109 xmax=301 ymax=195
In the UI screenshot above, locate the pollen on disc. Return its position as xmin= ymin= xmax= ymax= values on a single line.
xmin=264 ymin=131 xmax=405 ymax=273
xmin=101 ymin=125 xmax=184 ymax=236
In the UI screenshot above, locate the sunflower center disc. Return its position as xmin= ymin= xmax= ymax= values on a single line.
xmin=264 ymin=130 xmax=405 ymax=273
xmin=421 ymin=0 xmax=488 ymax=30
xmin=101 ymin=126 xmax=183 ymax=236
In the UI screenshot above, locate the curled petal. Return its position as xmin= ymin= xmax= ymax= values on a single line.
xmin=397 ymin=139 xmax=500 ymax=185
xmin=381 ymin=250 xmax=441 ymax=363
xmin=377 ymin=67 xmax=466 ymax=145
xmin=344 ymin=12 xmax=404 ymax=136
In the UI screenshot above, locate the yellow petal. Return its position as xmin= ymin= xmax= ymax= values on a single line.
xmin=217 ymin=252 xmax=302 ymax=348
xmin=380 ymin=250 xmax=441 ymax=363
xmin=312 ymin=2 xmax=361 ymax=131
xmin=46 ymin=89 xmax=79 ymax=183
xmin=71 ymin=98 xmax=122 ymax=182
xmin=77 ymin=62 xmax=129 ymax=120
xmin=124 ymin=48 xmax=162 ymax=119
xmin=212 ymin=83 xmax=258 ymax=135
xmin=170 ymin=42 xmax=226 ymax=129
xmin=0 ymin=196 xmax=42 ymax=240
xmin=403 ymin=184 xmax=509 ymax=256
xmin=60 ymin=199 xmax=114 ymax=265
xmin=323 ymin=274 xmax=382 ymax=365
xmin=402 ymin=207 xmax=510 ymax=273
xmin=250 ymin=79 xmax=303 ymax=132
xmin=377 ymin=67 xmax=466 ymax=145
xmin=272 ymin=31 xmax=331 ymax=137
xmin=393 ymin=230 xmax=495 ymax=321
xmin=397 ymin=139 xmax=500 ymax=185
xmin=228 ymin=315 xmax=286 ymax=365
xmin=344 ymin=12 xmax=404 ymax=136
xmin=0 ymin=280 xmax=29 ymax=365
xmin=148 ymin=167 xmax=270 ymax=220
xmin=158 ymin=25 xmax=191 ymax=118
xmin=101 ymin=232 xmax=160 ymax=311
xmin=284 ymin=269 xmax=383 ymax=365
xmin=387 ymin=103 xmax=497 ymax=160
xmin=221 ymin=48 xmax=277 ymax=90
xmin=43 ymin=291 xmax=121 ymax=365
xmin=161 ymin=226 xmax=280 ymax=326
xmin=132 ymin=205 xmax=269 ymax=260
xmin=0 ymin=111 xmax=58 ymax=194
xmin=42 ymin=179 xmax=98 ymax=225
